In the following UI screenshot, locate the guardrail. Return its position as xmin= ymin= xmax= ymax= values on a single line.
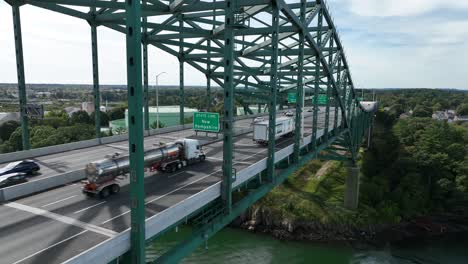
xmin=63 ymin=129 xmax=324 ymax=264
xmin=0 ymin=125 xmax=254 ymax=202
xmin=0 ymin=111 xmax=276 ymax=164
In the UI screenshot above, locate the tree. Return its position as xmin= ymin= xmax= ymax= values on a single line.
xmin=456 ymin=103 xmax=468 ymax=116
xmin=150 ymin=120 xmax=165 ymax=129
xmin=71 ymin=110 xmax=92 ymax=125
xmin=412 ymin=105 xmax=432 ymax=118
xmin=108 ymin=106 xmax=126 ymax=120
xmin=90 ymin=111 xmax=110 ymax=126
xmin=0 ymin=120 xmax=20 ymax=142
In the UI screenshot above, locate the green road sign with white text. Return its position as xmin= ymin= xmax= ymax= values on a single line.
xmin=193 ymin=112 xmax=220 ymax=132
xmin=288 ymin=93 xmax=297 ymax=103
xmin=312 ymin=94 xmax=328 ymax=105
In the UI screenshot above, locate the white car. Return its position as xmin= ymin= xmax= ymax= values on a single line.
xmin=253 ymin=117 xmax=265 ymax=123
xmin=284 ymin=111 xmax=294 ymax=117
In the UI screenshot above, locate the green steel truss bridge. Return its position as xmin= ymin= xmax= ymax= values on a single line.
xmin=5 ymin=0 xmax=377 ymax=263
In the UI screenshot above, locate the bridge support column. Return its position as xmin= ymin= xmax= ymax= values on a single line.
xmin=267 ymin=2 xmax=279 ymax=183
xmin=206 ymin=39 xmax=211 ymax=111
xmin=179 ymin=17 xmax=185 ymax=125
xmin=221 ymin=0 xmax=235 ymax=213
xmin=293 ymin=0 xmax=306 ymax=162
xmin=143 ymin=5 xmax=150 ymax=131
xmin=89 ymin=10 xmax=101 ymax=141
xmin=344 ymin=165 xmax=360 ymax=210
xmin=125 ymin=0 xmax=146 ymax=262
xmin=11 ymin=4 xmax=30 ymax=150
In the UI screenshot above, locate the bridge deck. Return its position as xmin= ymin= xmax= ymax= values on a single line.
xmin=0 ymin=110 xmax=337 ymax=264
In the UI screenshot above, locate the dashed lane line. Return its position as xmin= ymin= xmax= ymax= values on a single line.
xmin=41 ymin=195 xmax=78 ymax=208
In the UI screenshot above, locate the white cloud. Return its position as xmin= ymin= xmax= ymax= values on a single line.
xmin=347 ymin=0 xmax=468 ymax=17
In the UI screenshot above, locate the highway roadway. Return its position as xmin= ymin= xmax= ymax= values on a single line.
xmin=0 ymin=109 xmax=336 ymax=264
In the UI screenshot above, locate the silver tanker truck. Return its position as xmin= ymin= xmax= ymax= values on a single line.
xmin=82 ymin=138 xmax=205 ymax=198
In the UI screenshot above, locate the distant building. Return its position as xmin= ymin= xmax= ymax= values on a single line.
xmin=399 ymin=113 xmax=410 ymax=119
xmin=81 ymin=102 xmax=95 ymax=114
xmin=432 ymin=110 xmax=456 ymax=122
xmin=455 ymin=116 xmax=468 ymax=122
xmin=64 ymin=107 xmax=81 ymax=117
xmin=0 ymin=112 xmax=20 ymax=125
xmin=110 ymin=106 xmax=198 ymax=131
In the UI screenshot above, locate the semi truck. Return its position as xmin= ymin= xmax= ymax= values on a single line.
xmin=253 ymin=116 xmax=295 ymax=145
xmin=82 ymin=138 xmax=205 ymax=198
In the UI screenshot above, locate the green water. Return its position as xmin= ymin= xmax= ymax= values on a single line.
xmin=148 ymin=228 xmax=468 ymax=264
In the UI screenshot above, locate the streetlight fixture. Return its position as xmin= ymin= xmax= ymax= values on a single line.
xmin=155 ymin=71 xmax=167 ymax=129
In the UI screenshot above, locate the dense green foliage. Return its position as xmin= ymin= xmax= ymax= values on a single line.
xmin=0 ymin=110 xmax=101 ymax=153
xmin=359 ymin=111 xmax=468 ymax=222
xmin=256 ymin=90 xmax=468 ymax=227
xmin=373 ymin=89 xmax=468 ymax=118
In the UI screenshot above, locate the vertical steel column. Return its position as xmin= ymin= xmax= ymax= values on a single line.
xmin=125 ymin=0 xmax=145 ymax=262
xmin=334 ymin=59 xmax=342 ymax=132
xmin=90 ymin=8 xmax=101 ymax=139
xmin=179 ymin=17 xmax=185 ymax=125
xmin=267 ymin=3 xmax=279 ymax=183
xmin=206 ymin=39 xmax=211 ymax=111
xmin=324 ymin=33 xmax=334 ymax=140
xmin=11 ymin=5 xmax=30 ymax=150
xmin=143 ymin=1 xmax=150 ymax=131
xmin=293 ymin=0 xmax=306 ymax=162
xmin=312 ymin=7 xmax=323 ymax=149
xmin=222 ymin=0 xmax=235 ymax=213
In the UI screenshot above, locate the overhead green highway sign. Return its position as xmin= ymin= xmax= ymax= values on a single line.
xmin=288 ymin=92 xmax=297 ymax=103
xmin=193 ymin=112 xmax=220 ymax=132
xmin=312 ymin=94 xmax=328 ymax=105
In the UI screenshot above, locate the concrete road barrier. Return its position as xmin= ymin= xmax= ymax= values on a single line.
xmin=0 ymin=169 xmax=84 ymax=201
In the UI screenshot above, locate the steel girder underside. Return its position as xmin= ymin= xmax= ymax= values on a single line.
xmin=5 ymin=0 xmax=374 ymax=263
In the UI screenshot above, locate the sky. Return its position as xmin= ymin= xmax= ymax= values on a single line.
xmin=0 ymin=0 xmax=467 ymax=89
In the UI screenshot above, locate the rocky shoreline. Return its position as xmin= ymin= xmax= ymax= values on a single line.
xmin=231 ymin=206 xmax=468 ymax=246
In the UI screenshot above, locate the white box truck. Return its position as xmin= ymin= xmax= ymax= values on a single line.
xmin=253 ymin=116 xmax=295 ymax=145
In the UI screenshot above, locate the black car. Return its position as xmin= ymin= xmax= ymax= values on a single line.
xmin=0 ymin=173 xmax=28 ymax=188
xmin=0 ymin=160 xmax=40 ymax=176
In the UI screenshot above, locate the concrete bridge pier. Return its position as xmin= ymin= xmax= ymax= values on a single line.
xmin=344 ymin=165 xmax=360 ymax=210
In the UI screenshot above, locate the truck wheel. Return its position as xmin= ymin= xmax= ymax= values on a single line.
xmin=100 ymin=187 xmax=110 ymax=198
xmin=200 ymin=155 xmax=206 ymax=161
xmin=111 ymin=184 xmax=120 ymax=194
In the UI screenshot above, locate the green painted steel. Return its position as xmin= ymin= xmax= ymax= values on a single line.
xmin=179 ymin=18 xmax=185 ymax=125
xmin=156 ymin=129 xmax=346 ymax=264
xmin=221 ymin=0 xmax=235 ymax=214
xmin=11 ymin=5 xmax=30 ymax=150
xmin=143 ymin=1 xmax=150 ymax=131
xmin=193 ymin=112 xmax=220 ymax=132
xmin=267 ymin=3 xmax=280 ymax=184
xmin=312 ymin=7 xmax=323 ymax=151
xmin=89 ymin=9 xmax=101 ymax=139
xmin=293 ymin=0 xmax=306 ymax=163
xmin=6 ymin=1 xmax=378 ymax=263
xmin=124 ymin=0 xmax=145 ymax=262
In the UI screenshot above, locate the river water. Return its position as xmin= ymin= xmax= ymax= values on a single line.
xmin=148 ymin=228 xmax=468 ymax=264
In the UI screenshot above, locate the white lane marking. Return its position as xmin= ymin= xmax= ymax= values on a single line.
xmin=101 ymin=169 xmax=221 ymax=224
xmin=168 ymin=170 xmax=191 ymax=179
xmin=11 ymin=230 xmax=88 ymax=264
xmin=207 ymin=157 xmax=253 ymax=165
xmin=105 ymin=144 xmax=128 ymax=150
xmin=73 ymin=201 xmax=107 ymax=214
xmin=41 ymin=195 xmax=78 ymax=208
xmin=234 ymin=143 xmax=255 ymax=146
xmin=101 ymin=149 xmax=267 ymax=224
xmin=5 ymin=202 xmax=117 ymax=237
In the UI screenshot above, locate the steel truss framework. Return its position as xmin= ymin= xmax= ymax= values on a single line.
xmin=5 ymin=0 xmax=374 ymax=263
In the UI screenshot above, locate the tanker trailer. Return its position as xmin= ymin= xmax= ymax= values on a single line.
xmin=82 ymin=138 xmax=205 ymax=198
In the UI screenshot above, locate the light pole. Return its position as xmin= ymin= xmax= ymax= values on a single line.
xmin=155 ymin=71 xmax=166 ymax=129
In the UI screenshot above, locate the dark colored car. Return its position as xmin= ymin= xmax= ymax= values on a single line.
xmin=0 ymin=172 xmax=28 ymax=188
xmin=0 ymin=160 xmax=40 ymax=176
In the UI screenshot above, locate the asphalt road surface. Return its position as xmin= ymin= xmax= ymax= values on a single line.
xmin=0 ymin=110 xmax=337 ymax=264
